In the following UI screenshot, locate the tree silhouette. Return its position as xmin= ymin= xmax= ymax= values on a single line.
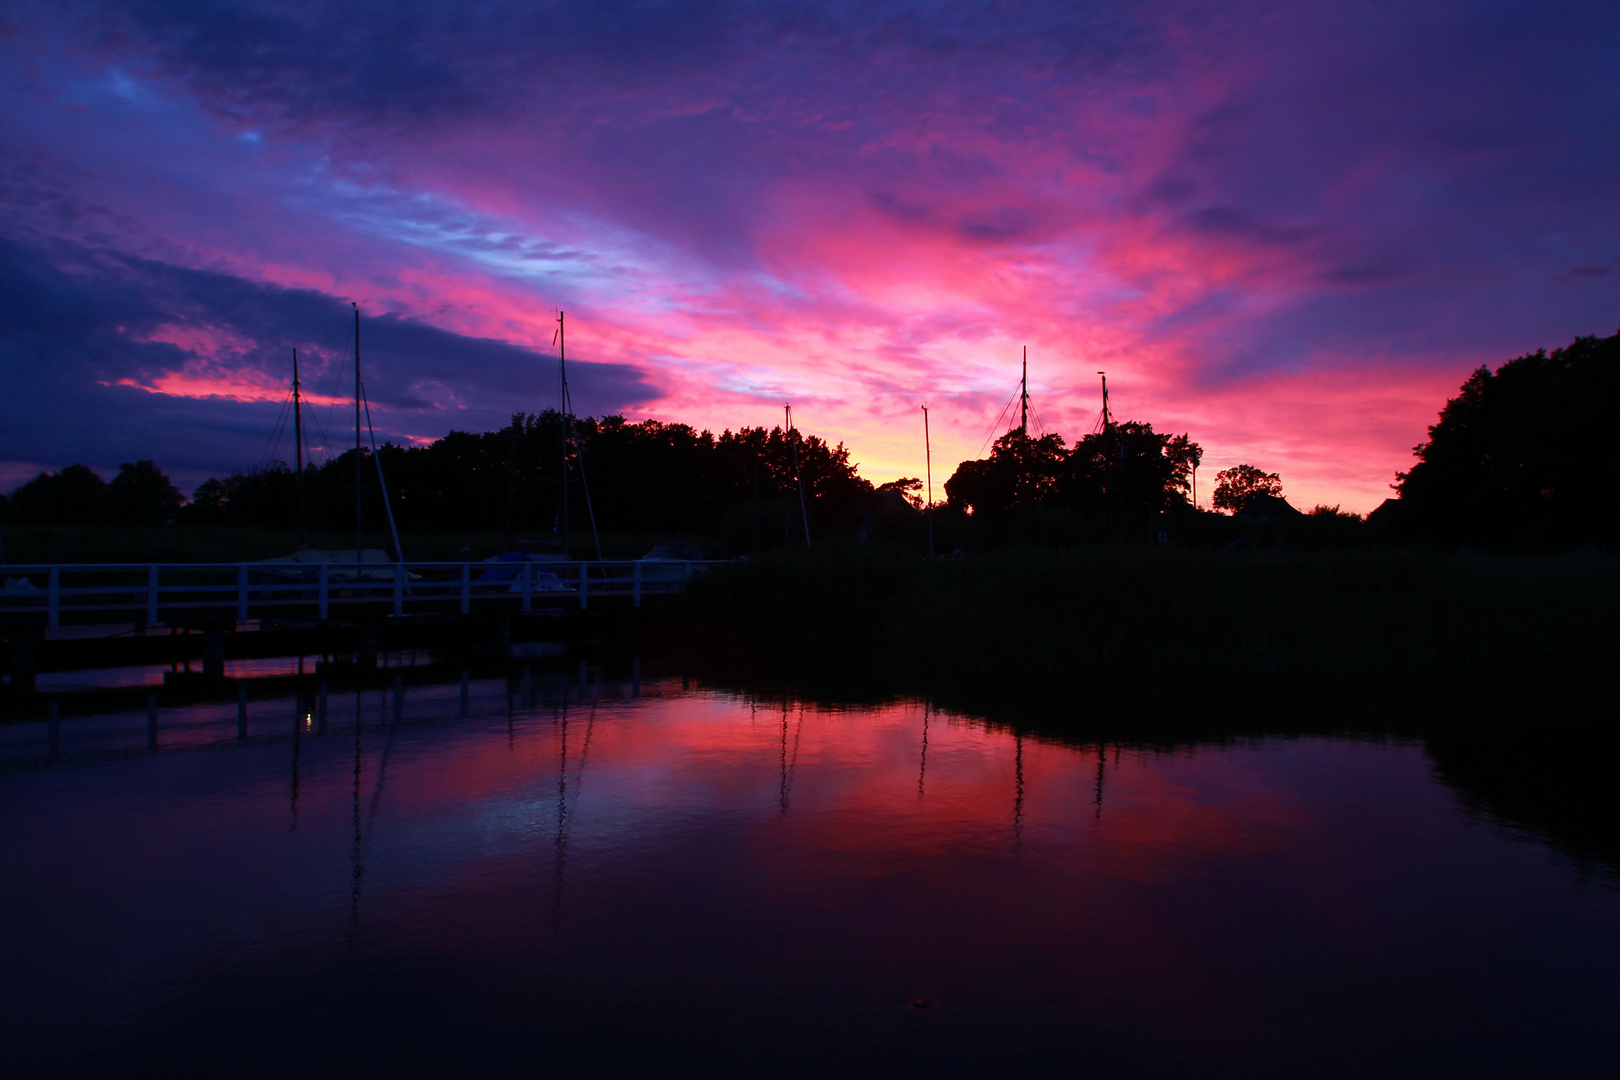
xmin=1212 ymin=464 xmax=1281 ymax=514
xmin=170 ymin=411 xmax=876 ymax=542
xmin=876 ymin=477 xmax=924 ymax=509
xmin=1393 ymin=332 xmax=1620 ymax=547
xmin=944 ymin=431 xmax=1067 ymax=518
xmin=1062 ymin=421 xmax=1201 ymax=516
xmin=8 ymin=461 xmax=184 ymax=527
xmin=8 ymin=464 xmax=108 ymax=525
xmin=107 ymin=460 xmax=186 ymax=526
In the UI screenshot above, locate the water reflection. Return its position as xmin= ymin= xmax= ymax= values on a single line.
xmin=2 ymin=672 xmax=1618 ymax=1078
xmin=288 ymin=696 xmax=303 ymax=832
xmin=348 ymin=688 xmax=365 ymax=945
xmin=1427 ymin=720 xmax=1620 ymax=877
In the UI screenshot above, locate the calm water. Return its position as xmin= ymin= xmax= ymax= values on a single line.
xmin=2 ymin=671 xmax=1617 ymax=1078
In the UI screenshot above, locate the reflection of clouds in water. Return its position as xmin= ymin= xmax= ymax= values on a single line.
xmin=4 ymin=672 xmax=1618 ymax=1075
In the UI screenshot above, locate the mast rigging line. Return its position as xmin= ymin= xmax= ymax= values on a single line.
xmin=254 ymin=392 xmax=296 ymax=473
xmin=554 ymin=310 xmax=603 ymax=561
xmin=359 ymin=372 xmax=405 ymax=563
xmin=230 ymin=391 xmax=295 ymax=529
xmin=1029 ymin=405 xmax=1049 ymax=439
xmin=976 ymin=386 xmax=1021 ymax=458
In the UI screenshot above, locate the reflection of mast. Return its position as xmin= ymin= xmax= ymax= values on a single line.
xmin=778 ymin=698 xmax=804 ymax=814
xmin=779 ymin=698 xmax=790 ymax=813
xmin=550 ymin=693 xmax=598 ymax=937
xmin=552 ymin=699 xmax=569 ymax=937
xmin=288 ymin=696 xmax=304 ymax=832
xmin=367 ymin=681 xmax=399 ymax=833
xmin=1013 ymin=732 xmax=1024 ymax=847
xmin=347 ymin=689 xmax=364 ymax=945
xmin=918 ymin=701 xmax=929 ymax=798
xmin=1094 ymin=744 xmax=1106 ymax=820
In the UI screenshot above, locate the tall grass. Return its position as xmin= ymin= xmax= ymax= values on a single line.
xmin=679 ymin=546 xmax=1619 ymax=731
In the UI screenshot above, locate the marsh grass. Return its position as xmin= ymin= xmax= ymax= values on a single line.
xmin=679 ymin=546 xmax=1619 ymax=734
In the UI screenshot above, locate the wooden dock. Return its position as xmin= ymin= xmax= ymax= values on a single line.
xmin=0 ymin=559 xmax=715 ymax=630
xmin=0 ymin=559 xmax=714 ymax=698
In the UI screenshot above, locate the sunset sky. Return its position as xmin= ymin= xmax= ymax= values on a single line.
xmin=2 ymin=1 xmax=1617 ymax=512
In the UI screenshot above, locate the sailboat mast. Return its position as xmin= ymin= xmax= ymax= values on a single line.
xmin=1020 ymin=347 xmax=1029 ymax=436
xmin=1098 ymin=371 xmax=1110 ymax=429
xmin=786 ymin=405 xmax=811 ymax=547
xmin=922 ymin=404 xmax=934 ymax=558
xmin=354 ymin=305 xmax=363 ymax=564
xmin=558 ymin=310 xmax=570 ymax=560
xmin=293 ymin=348 xmax=307 ymax=548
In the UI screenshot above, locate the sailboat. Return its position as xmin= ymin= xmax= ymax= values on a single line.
xmin=255 ymin=308 xmax=408 ymax=593
xmin=474 ymin=309 xmax=605 ymax=595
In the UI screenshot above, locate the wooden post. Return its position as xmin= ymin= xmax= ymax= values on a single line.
xmin=521 ymin=561 xmax=532 ymax=612
xmin=236 ymin=564 xmax=248 ymax=623
xmin=203 ymin=631 xmax=226 ymax=680
xmin=460 ymin=562 xmax=471 ymax=615
xmin=632 ymin=559 xmax=642 ymax=608
xmin=392 ymin=562 xmax=404 ymax=617
xmin=147 ymin=565 xmax=159 ymax=625
xmin=318 ymin=563 xmax=329 ymax=620
xmin=578 ymin=562 xmax=588 ymax=610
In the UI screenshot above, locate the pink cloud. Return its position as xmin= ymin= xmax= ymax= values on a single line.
xmin=6 ymin=3 xmax=1616 ymax=513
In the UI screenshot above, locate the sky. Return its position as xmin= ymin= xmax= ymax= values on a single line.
xmin=1 ymin=1 xmax=1617 ymax=513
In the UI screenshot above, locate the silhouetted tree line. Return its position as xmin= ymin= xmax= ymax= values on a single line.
xmin=7 ymin=332 xmax=1613 ymax=553
xmin=1 ymin=412 xmax=876 ymax=547
xmin=1383 ymin=331 xmax=1620 ymax=549
xmin=2 ymin=461 xmax=185 ymax=527
xmin=943 ymin=421 xmax=1203 ymax=520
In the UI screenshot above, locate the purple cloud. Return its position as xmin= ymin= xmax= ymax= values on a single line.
xmin=0 ymin=0 xmax=1616 ymax=511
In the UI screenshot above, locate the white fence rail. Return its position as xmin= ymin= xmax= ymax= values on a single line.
xmin=0 ymin=560 xmax=719 ymax=628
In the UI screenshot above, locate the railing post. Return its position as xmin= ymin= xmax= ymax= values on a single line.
xmin=521 ymin=561 xmax=531 ymax=612
xmin=460 ymin=562 xmax=471 ymax=615
xmin=48 ymin=566 xmax=59 ymax=630
xmin=579 ymin=562 xmax=588 ymax=610
xmin=633 ymin=560 xmax=642 ymax=608
xmin=147 ymin=565 xmax=159 ymax=625
xmin=237 ymin=563 xmax=249 ymax=623
xmin=318 ymin=564 xmax=329 ymax=620
xmin=393 ymin=562 xmax=404 ymax=617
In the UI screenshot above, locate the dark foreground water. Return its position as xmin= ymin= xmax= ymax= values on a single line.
xmin=2 ymin=669 xmax=1617 ymax=1078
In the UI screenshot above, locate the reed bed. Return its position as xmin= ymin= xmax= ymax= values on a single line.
xmin=679 ymin=546 xmax=1619 ymax=732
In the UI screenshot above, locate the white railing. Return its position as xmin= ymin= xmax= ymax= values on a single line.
xmin=0 ymin=560 xmax=721 ymax=628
